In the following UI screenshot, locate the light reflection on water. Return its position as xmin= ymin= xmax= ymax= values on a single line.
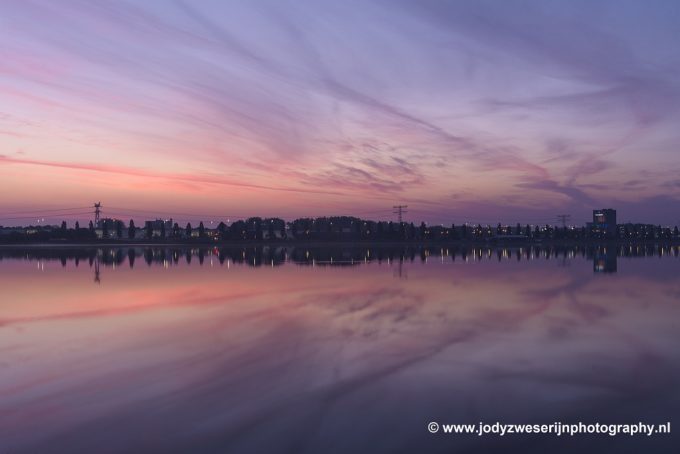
xmin=0 ymin=246 xmax=679 ymax=453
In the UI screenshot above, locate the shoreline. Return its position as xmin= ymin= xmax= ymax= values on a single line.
xmin=1 ymin=239 xmax=678 ymax=248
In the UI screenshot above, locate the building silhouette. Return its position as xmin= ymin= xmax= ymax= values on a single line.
xmin=591 ymin=208 xmax=617 ymax=238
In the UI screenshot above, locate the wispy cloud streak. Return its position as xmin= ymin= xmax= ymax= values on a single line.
xmin=1 ymin=0 xmax=679 ymax=222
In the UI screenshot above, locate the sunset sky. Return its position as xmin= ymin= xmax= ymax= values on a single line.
xmin=1 ymin=0 xmax=680 ymax=225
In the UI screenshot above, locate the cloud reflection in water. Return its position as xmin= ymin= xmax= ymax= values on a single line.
xmin=0 ymin=247 xmax=678 ymax=453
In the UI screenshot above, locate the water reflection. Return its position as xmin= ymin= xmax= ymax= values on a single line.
xmin=1 ymin=244 xmax=679 ymax=282
xmin=0 ymin=246 xmax=678 ymax=453
xmin=593 ymin=250 xmax=617 ymax=274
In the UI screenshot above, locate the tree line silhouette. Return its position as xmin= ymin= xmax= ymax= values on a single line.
xmin=1 ymin=216 xmax=679 ymax=243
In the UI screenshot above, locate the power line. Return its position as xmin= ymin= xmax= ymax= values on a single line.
xmin=106 ymin=206 xmax=244 ymax=219
xmin=0 ymin=211 xmax=94 ymax=221
xmin=0 ymin=203 xmax=581 ymax=226
xmin=0 ymin=203 xmax=402 ymax=222
xmin=107 ymin=207 xmax=399 ymax=220
xmin=0 ymin=206 xmax=91 ymax=215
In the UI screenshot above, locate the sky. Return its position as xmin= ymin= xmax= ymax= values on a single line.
xmin=1 ymin=0 xmax=680 ymax=226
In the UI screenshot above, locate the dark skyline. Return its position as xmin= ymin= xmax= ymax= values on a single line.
xmin=3 ymin=207 xmax=679 ymax=245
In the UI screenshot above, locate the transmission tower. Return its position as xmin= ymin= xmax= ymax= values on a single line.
xmin=94 ymin=202 xmax=102 ymax=227
xmin=393 ymin=205 xmax=408 ymax=223
xmin=556 ymin=214 xmax=571 ymax=228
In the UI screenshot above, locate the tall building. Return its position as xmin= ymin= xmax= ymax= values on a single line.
xmin=592 ymin=209 xmax=617 ymax=238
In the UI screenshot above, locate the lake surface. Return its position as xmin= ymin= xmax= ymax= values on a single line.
xmin=1 ymin=245 xmax=678 ymax=453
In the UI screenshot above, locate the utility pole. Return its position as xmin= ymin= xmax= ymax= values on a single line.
xmin=556 ymin=214 xmax=571 ymax=228
xmin=393 ymin=205 xmax=408 ymax=224
xmin=94 ymin=202 xmax=102 ymax=227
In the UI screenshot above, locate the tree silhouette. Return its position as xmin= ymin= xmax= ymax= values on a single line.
xmin=115 ymin=220 xmax=123 ymax=239
xmin=198 ymin=221 xmax=205 ymax=238
xmin=186 ymin=222 xmax=193 ymax=238
xmin=128 ymin=248 xmax=135 ymax=268
xmin=72 ymin=221 xmax=80 ymax=240
xmin=267 ymin=220 xmax=275 ymax=240
xmin=218 ymin=221 xmax=227 ymax=240
xmin=128 ymin=220 xmax=136 ymax=239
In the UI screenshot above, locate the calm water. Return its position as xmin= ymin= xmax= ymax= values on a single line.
xmin=1 ymin=245 xmax=679 ymax=453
